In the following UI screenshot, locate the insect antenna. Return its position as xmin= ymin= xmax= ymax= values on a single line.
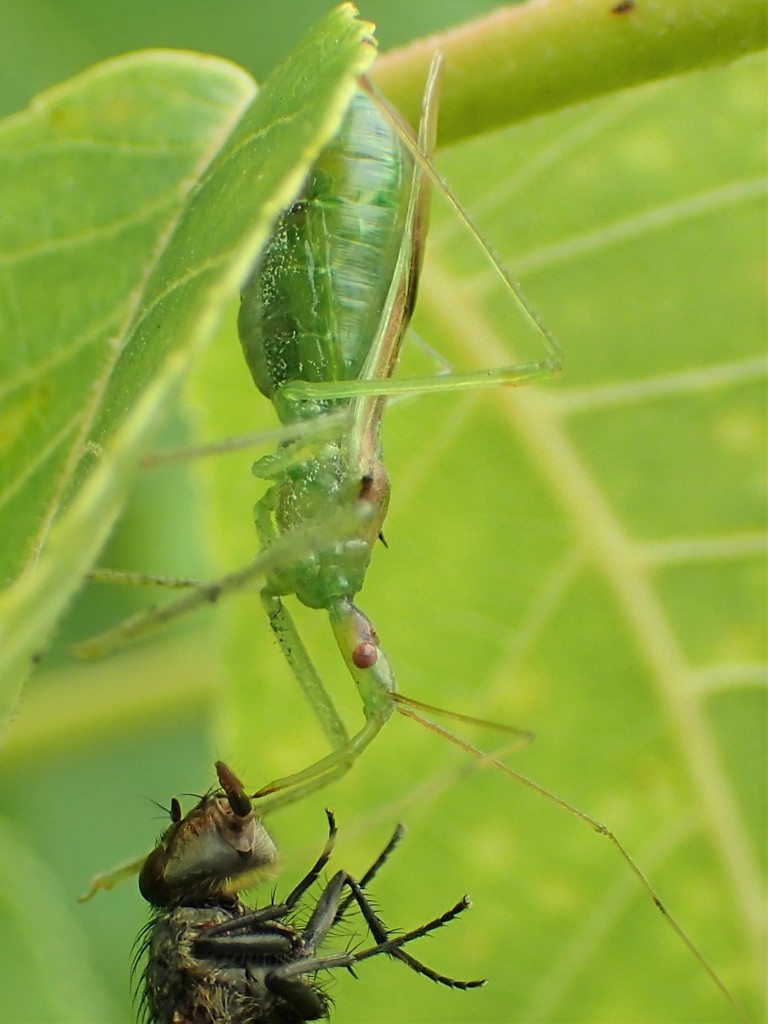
xmin=139 ymin=408 xmax=351 ymax=468
xmin=392 ymin=693 xmax=749 ymax=1020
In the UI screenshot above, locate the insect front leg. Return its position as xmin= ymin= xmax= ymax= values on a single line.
xmin=254 ymin=486 xmax=350 ymax=753
xmin=254 ymin=598 xmax=398 ymax=809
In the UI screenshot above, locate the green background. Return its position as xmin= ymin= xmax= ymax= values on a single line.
xmin=0 ymin=2 xmax=764 ymax=1023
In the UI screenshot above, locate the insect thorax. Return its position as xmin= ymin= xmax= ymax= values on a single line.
xmin=265 ymin=442 xmax=389 ymax=611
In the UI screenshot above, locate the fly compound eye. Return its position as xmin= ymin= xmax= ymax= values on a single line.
xmin=352 ymin=641 xmax=378 ymax=669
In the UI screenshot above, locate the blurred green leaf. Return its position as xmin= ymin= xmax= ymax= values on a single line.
xmin=0 ymin=818 xmax=120 ymax=1023
xmin=0 ymin=5 xmax=764 ymax=1024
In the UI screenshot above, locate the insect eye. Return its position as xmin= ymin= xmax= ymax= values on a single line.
xmin=352 ymin=642 xmax=377 ymax=669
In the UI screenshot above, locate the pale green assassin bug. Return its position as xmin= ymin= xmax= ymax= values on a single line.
xmin=76 ymin=48 xmax=743 ymax=1022
xmin=79 ymin=55 xmax=560 ymax=808
xmin=235 ymin=57 xmax=563 ymax=810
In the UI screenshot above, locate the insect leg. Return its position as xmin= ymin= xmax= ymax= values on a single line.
xmin=140 ymin=407 xmax=350 ymax=468
xmin=250 ymin=409 xmax=352 ymax=481
xmin=254 ymin=598 xmax=397 ymax=810
xmin=283 ymin=876 xmax=485 ymax=990
xmin=333 ymin=824 xmax=405 ymax=927
xmin=193 ymin=926 xmax=298 ymax=960
xmin=260 ymin=592 xmax=351 ymax=752
xmin=253 ymin=485 xmax=351 ymax=753
xmin=73 ymin=502 xmax=369 ymax=660
xmin=191 ymin=874 xmax=347 ymax=974
xmin=281 ymin=353 xmax=560 ymax=404
xmin=278 ymin=808 xmax=338 ymax=911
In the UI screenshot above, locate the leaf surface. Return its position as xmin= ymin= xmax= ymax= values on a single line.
xmin=0 ymin=5 xmax=376 ymax=734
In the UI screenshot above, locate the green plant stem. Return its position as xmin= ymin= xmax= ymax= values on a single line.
xmin=373 ymin=0 xmax=767 ymax=145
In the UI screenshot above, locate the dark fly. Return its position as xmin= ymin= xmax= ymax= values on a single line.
xmin=135 ymin=762 xmax=484 ymax=1023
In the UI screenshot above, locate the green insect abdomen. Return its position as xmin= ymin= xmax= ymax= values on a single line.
xmin=238 ymin=89 xmax=412 ymax=422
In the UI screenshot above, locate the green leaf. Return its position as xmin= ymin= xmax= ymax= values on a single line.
xmin=0 ymin=51 xmax=255 ymax=586
xmin=0 ymin=6 xmax=764 ymax=1024
xmin=0 ymin=5 xmax=376 ymax=734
